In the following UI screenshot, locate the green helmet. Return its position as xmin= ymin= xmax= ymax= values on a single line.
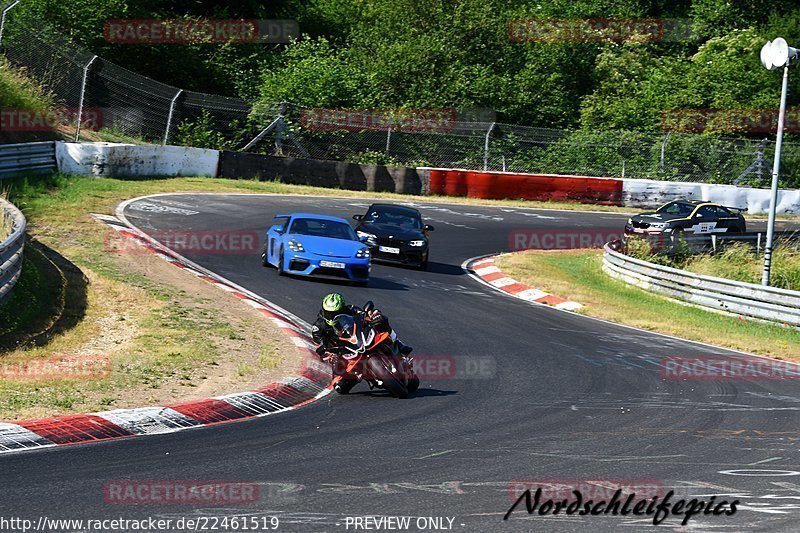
xmin=321 ymin=293 xmax=346 ymax=325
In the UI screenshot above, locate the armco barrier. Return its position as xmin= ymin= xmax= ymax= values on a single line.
xmin=55 ymin=142 xmax=219 ymax=178
xmin=423 ymin=168 xmax=625 ymax=205
xmin=0 ymin=197 xmax=26 ymax=306
xmin=217 ymin=150 xmax=423 ymax=194
xmin=0 ymin=141 xmax=57 ymax=179
xmin=602 ymin=243 xmax=800 ymax=326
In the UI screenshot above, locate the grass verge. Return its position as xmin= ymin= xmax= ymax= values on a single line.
xmin=496 ymin=249 xmax=800 ymax=361
xmin=0 ymin=174 xmax=318 ymax=420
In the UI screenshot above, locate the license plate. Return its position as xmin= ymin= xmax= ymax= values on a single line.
xmin=379 ymin=246 xmax=400 ymax=254
xmin=320 ymin=260 xmax=345 ymax=269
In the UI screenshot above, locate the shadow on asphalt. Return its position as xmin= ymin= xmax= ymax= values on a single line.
xmin=276 ymin=273 xmax=409 ymax=291
xmin=374 ymin=260 xmax=465 ymax=277
xmin=349 ymin=388 xmax=458 ymax=399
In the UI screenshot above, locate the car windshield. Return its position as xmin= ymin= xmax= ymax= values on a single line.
xmin=656 ymin=201 xmax=695 ymax=216
xmin=289 ymin=218 xmax=357 ymax=240
xmin=364 ymin=208 xmax=422 ymax=229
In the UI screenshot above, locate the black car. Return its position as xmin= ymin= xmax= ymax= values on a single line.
xmin=624 ymin=200 xmax=746 ymax=238
xmin=353 ymin=204 xmax=434 ymax=269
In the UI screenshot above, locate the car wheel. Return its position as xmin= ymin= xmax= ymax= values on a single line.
xmin=278 ymin=247 xmax=286 ymax=276
xmin=261 ymin=250 xmax=270 ymax=268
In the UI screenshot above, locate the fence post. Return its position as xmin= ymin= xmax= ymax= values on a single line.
xmin=711 ymin=234 xmax=717 ymax=254
xmin=659 ymin=132 xmax=670 ymax=173
xmin=0 ymin=0 xmax=20 ymax=47
xmin=757 ymin=232 xmax=762 ymax=255
xmin=483 ymin=122 xmax=495 ymax=171
xmin=385 ymin=125 xmax=392 ymax=157
xmin=74 ymin=55 xmax=99 ymax=142
xmin=162 ymin=89 xmax=183 ymax=145
xmin=275 ymin=101 xmax=287 ymax=155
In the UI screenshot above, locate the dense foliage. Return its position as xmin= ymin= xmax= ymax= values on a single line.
xmin=11 ymin=0 xmax=800 ymax=130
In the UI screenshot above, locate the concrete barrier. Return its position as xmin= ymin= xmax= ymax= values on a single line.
xmin=217 ymin=151 xmax=423 ymax=194
xmin=423 ymin=168 xmax=624 ymax=205
xmin=51 ymin=143 xmax=800 ymax=214
xmin=56 ymin=142 xmax=219 ymax=178
xmin=418 ymin=167 xmax=800 ymax=215
xmin=621 ymin=178 xmax=800 ymax=215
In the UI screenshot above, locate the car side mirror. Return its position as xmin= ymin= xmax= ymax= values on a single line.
xmin=359 ymin=235 xmax=370 ymax=243
xmin=270 ymin=224 xmax=284 ymax=234
xmin=353 ymin=214 xmax=363 ymax=221
xmin=424 ymin=224 xmax=435 ymax=231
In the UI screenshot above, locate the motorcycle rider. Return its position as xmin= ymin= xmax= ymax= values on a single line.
xmin=311 ymin=293 xmax=412 ymax=392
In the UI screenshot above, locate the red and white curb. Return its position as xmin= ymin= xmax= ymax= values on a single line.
xmin=0 ymin=213 xmax=332 ymax=454
xmin=467 ymin=256 xmax=583 ymax=311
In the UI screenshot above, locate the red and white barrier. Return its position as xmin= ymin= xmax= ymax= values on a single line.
xmin=420 ymin=167 xmax=800 ymax=215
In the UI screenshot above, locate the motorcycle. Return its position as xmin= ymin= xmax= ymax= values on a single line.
xmin=325 ymin=301 xmax=419 ymax=398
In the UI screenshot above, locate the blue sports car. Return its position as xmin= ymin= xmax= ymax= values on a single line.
xmin=261 ymin=213 xmax=371 ymax=284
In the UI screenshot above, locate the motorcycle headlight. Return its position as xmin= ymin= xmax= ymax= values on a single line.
xmin=287 ymin=240 xmax=305 ymax=252
xmin=409 ymin=240 xmax=426 ymax=247
xmin=356 ymin=247 xmax=370 ymax=258
xmin=357 ymin=231 xmax=376 ymax=243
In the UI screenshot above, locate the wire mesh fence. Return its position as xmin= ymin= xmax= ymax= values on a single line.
xmin=1 ymin=12 xmax=799 ymax=188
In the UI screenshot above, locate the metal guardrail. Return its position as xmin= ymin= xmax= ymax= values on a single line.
xmin=0 ymin=141 xmax=56 ymax=178
xmin=678 ymin=231 xmax=800 ymax=253
xmin=624 ymin=230 xmax=800 ymax=256
xmin=602 ymin=243 xmax=800 ymax=327
xmin=0 ymin=196 xmax=25 ymax=306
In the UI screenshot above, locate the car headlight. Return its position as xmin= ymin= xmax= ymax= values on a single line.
xmin=356 ymin=247 xmax=370 ymax=258
xmin=409 ymin=240 xmax=426 ymax=247
xmin=287 ymin=240 xmax=304 ymax=252
xmin=357 ymin=231 xmax=376 ymax=242
xmin=627 ymin=218 xmax=633 ymax=225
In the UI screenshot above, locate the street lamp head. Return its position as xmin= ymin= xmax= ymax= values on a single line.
xmin=761 ymin=37 xmax=798 ymax=71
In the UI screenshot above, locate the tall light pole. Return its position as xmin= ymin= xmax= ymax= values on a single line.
xmin=760 ymin=37 xmax=798 ymax=286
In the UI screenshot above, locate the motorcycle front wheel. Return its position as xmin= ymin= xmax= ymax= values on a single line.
xmin=367 ymin=355 xmax=408 ymax=399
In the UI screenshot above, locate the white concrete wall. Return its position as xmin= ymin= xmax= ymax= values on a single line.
xmin=56 ymin=142 xmax=219 ymax=178
xmin=621 ymin=178 xmax=800 ymax=215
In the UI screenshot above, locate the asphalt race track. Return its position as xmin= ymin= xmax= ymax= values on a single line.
xmin=3 ymin=194 xmax=800 ymax=532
